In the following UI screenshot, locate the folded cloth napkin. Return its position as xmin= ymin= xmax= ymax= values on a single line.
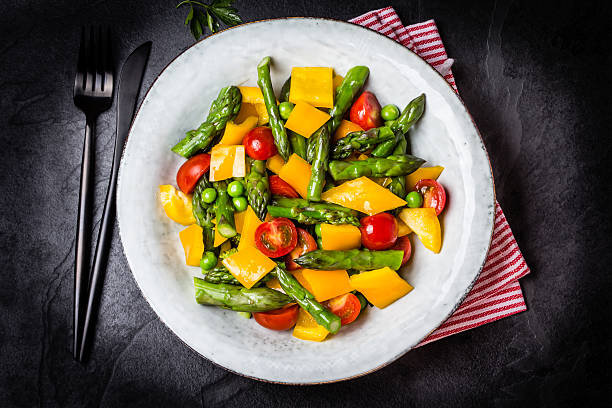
xmin=349 ymin=7 xmax=530 ymax=347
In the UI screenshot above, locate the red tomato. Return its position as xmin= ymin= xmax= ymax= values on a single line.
xmin=285 ymin=228 xmax=317 ymax=270
xmin=415 ymin=179 xmax=447 ymax=215
xmin=269 ymin=175 xmax=299 ymax=198
xmin=176 ymin=153 xmax=211 ymax=194
xmin=325 ymin=293 xmax=361 ymax=325
xmin=253 ymin=304 xmax=299 ymax=331
xmin=359 ymin=213 xmax=398 ymax=250
xmin=255 ymin=217 xmax=298 ymax=258
xmin=391 ymin=236 xmax=412 ymax=266
xmin=349 ymin=91 xmax=383 ymax=130
xmin=243 ymin=127 xmax=278 ymax=160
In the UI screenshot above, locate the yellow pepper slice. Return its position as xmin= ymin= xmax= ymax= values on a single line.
xmin=293 ymin=308 xmax=329 ymax=342
xmin=398 ymin=208 xmax=441 ymax=253
xmin=289 ymin=67 xmax=334 ymax=108
xmin=159 ymin=185 xmax=196 ymax=225
xmin=332 ymin=74 xmax=344 ymax=92
xmin=266 ymin=154 xmax=286 ymax=175
xmin=396 ymin=217 xmax=412 ymax=237
xmin=218 ymin=116 xmax=258 ymax=145
xmin=333 ymin=119 xmax=363 ymax=140
xmin=178 ymin=224 xmax=204 ymax=266
xmin=321 ymin=177 xmax=406 ymax=215
xmin=238 ymin=86 xmax=265 ymax=104
xmin=278 ymin=154 xmax=313 ymax=198
xmin=350 ymin=267 xmax=413 ymax=309
xmin=294 ymin=269 xmax=352 ymax=302
xmin=405 ymin=166 xmax=445 ymax=191
xmin=284 ymin=101 xmax=331 ymax=138
xmin=209 ymin=145 xmax=246 ymax=181
xmin=320 ymin=224 xmax=362 ymax=250
xmin=222 ymin=245 xmax=276 ymax=289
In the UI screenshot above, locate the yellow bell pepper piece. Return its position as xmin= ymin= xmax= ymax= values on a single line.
xmin=234 ymin=209 xmax=247 ymax=234
xmin=356 ymin=153 xmax=369 ymax=161
xmin=332 ymin=74 xmax=344 ymax=92
xmin=320 ymin=224 xmax=361 ymax=250
xmin=235 ymin=102 xmax=269 ymax=126
xmin=209 ymin=145 xmax=246 ymax=181
xmin=238 ymin=86 xmax=265 ymax=104
xmin=278 ymin=153 xmax=313 ymax=198
xmin=321 ymin=177 xmax=407 ymax=216
xmin=265 ymin=277 xmax=283 ymax=291
xmin=333 ymin=119 xmax=363 ymax=140
xmin=159 ymin=185 xmax=196 ymax=225
xmin=398 ymin=208 xmax=441 ymax=253
xmin=293 ymin=308 xmax=329 ymax=342
xmin=212 ymin=219 xmax=228 ymax=247
xmin=289 ymin=67 xmax=334 ymax=109
xmin=396 ymin=217 xmax=412 ymax=237
xmin=350 ymin=267 xmax=413 ymax=309
xmin=218 ymin=116 xmax=258 ymax=145
xmin=222 ymin=245 xmax=276 ymax=289
xmin=178 ymin=224 xmax=204 ymax=266
xmin=237 ymin=206 xmax=264 ymax=251
xmin=405 ymin=166 xmax=445 ymax=191
xmin=296 ymin=269 xmax=352 ymax=302
xmin=253 ymin=103 xmax=270 ymax=125
xmin=284 ymin=102 xmax=331 ymax=138
xmin=266 ymin=154 xmax=286 ymax=174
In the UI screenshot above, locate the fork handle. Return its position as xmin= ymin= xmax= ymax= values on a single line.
xmin=73 ymin=115 xmax=95 ymax=359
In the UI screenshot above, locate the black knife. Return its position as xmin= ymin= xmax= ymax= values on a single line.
xmin=77 ymin=41 xmax=152 ymax=362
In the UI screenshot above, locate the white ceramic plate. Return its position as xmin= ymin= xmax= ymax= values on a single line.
xmin=117 ymin=18 xmax=495 ymax=384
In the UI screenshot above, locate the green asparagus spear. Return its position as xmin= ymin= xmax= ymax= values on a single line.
xmin=194 ymin=278 xmax=292 ymax=312
xmin=387 ymin=136 xmax=408 ymax=198
xmin=279 ymin=77 xmax=291 ymax=102
xmin=328 ymin=66 xmax=370 ymax=134
xmin=172 ymin=86 xmax=242 ymax=157
xmin=200 ymin=265 xmax=272 ymax=287
xmin=306 ymin=133 xmax=317 ymax=163
xmin=330 ymin=126 xmax=395 ymax=159
xmin=245 ymin=158 xmax=270 ymax=221
xmin=257 ymin=57 xmax=291 ymax=160
xmin=267 ymin=196 xmax=360 ymax=226
xmin=288 ymin=130 xmax=307 ymax=160
xmin=328 ymin=154 xmax=425 ymax=181
xmin=272 ymin=266 xmax=341 ymax=334
xmin=370 ymin=128 xmax=403 ymax=157
xmin=294 ymin=249 xmax=404 ymax=271
xmin=307 ymin=125 xmax=330 ymax=202
xmin=192 ymin=176 xmax=216 ymax=249
xmin=213 ymin=180 xmax=236 ymax=238
xmin=391 ymin=93 xmax=426 ymax=135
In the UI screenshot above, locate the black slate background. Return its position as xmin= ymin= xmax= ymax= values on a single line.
xmin=1 ymin=0 xmax=611 ymax=406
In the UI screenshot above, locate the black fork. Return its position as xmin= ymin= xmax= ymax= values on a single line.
xmin=72 ymin=26 xmax=114 ymax=360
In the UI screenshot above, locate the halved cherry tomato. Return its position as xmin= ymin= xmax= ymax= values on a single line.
xmin=176 ymin=153 xmax=211 ymax=194
xmin=253 ymin=304 xmax=299 ymax=331
xmin=325 ymin=293 xmax=361 ymax=325
xmin=254 ymin=217 xmax=298 ymax=257
xmin=285 ymin=228 xmax=317 ymax=270
xmin=391 ymin=235 xmax=412 ymax=266
xmin=269 ymin=175 xmax=299 ymax=198
xmin=415 ymin=179 xmax=447 ymax=216
xmin=243 ymin=126 xmax=278 ymax=160
xmin=349 ymin=91 xmax=383 ymax=130
xmin=359 ymin=212 xmax=398 ymax=250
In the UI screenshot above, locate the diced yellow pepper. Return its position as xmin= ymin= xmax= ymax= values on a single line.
xmin=297 ymin=269 xmax=352 ymax=302
xmin=265 ymin=277 xmax=283 ymax=291
xmin=396 ymin=217 xmax=412 ymax=237
xmin=350 ymin=267 xmax=413 ymax=309
xmin=289 ymin=67 xmax=334 ymax=109
xmin=321 ymin=177 xmax=407 ymax=216
xmin=332 ymin=74 xmax=344 ymax=92
xmin=235 ymin=102 xmax=268 ymax=126
xmin=293 ymin=308 xmax=329 ymax=342
xmin=218 ymin=116 xmax=258 ymax=145
xmin=405 ymin=166 xmax=445 ymax=191
xmin=284 ymin=102 xmax=331 ymax=138
xmin=209 ymin=145 xmax=246 ymax=181
xmin=222 ymin=245 xmax=276 ymax=289
xmin=212 ymin=219 xmax=228 ymax=247
xmin=278 ymin=154 xmax=313 ymax=199
xmin=266 ymin=154 xmax=286 ymax=175
xmin=356 ymin=154 xmax=369 ymax=161
xmin=291 ymin=269 xmax=313 ymax=293
xmin=333 ymin=119 xmax=363 ymax=140
xmin=238 ymin=86 xmax=264 ymax=104
xmin=398 ymin=208 xmax=441 ymax=253
xmin=237 ymin=206 xmax=264 ymax=251
xmin=253 ymin=103 xmax=270 ymax=125
xmin=234 ymin=209 xmax=247 ymax=234
xmin=178 ymin=224 xmax=204 ymax=266
xmin=320 ymin=224 xmax=361 ymax=250
xmin=159 ymin=185 xmax=196 ymax=225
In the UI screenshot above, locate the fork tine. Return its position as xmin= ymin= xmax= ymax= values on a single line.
xmin=103 ymin=28 xmax=113 ymax=94
xmin=74 ymin=26 xmax=86 ymax=91
xmin=85 ymin=26 xmax=95 ymax=92
xmin=96 ymin=26 xmax=105 ymax=92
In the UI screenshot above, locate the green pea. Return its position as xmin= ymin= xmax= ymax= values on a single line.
xmin=200 ymin=251 xmax=217 ymax=271
xmin=232 ymin=196 xmax=248 ymax=212
xmin=201 ymin=188 xmax=217 ymax=203
xmin=227 ymin=180 xmax=245 ymax=197
xmin=278 ymin=101 xmax=294 ymax=120
xmin=405 ymin=191 xmax=423 ymax=208
xmin=314 ymin=224 xmax=322 ymax=237
xmin=381 ymin=104 xmax=400 ymax=121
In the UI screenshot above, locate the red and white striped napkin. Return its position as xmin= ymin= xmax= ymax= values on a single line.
xmin=349 ymin=7 xmax=530 ymax=347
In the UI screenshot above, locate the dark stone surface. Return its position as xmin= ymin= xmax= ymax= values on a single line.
xmin=1 ymin=0 xmax=611 ymax=406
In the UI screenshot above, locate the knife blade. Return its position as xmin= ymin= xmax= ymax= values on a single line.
xmin=77 ymin=41 xmax=151 ymax=362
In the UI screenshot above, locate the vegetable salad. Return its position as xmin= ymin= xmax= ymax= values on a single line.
xmin=159 ymin=57 xmax=447 ymax=341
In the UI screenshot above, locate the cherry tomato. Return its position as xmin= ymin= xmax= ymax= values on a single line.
xmin=350 ymin=91 xmax=383 ymax=130
xmin=255 ymin=217 xmax=298 ymax=257
xmin=415 ymin=179 xmax=447 ymax=215
xmin=325 ymin=293 xmax=361 ymax=325
xmin=269 ymin=175 xmax=299 ymax=198
xmin=176 ymin=153 xmax=211 ymax=194
xmin=391 ymin=235 xmax=412 ymax=266
xmin=243 ymin=127 xmax=278 ymax=160
xmin=359 ymin=213 xmax=398 ymax=250
xmin=285 ymin=228 xmax=317 ymax=270
xmin=253 ymin=304 xmax=299 ymax=331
